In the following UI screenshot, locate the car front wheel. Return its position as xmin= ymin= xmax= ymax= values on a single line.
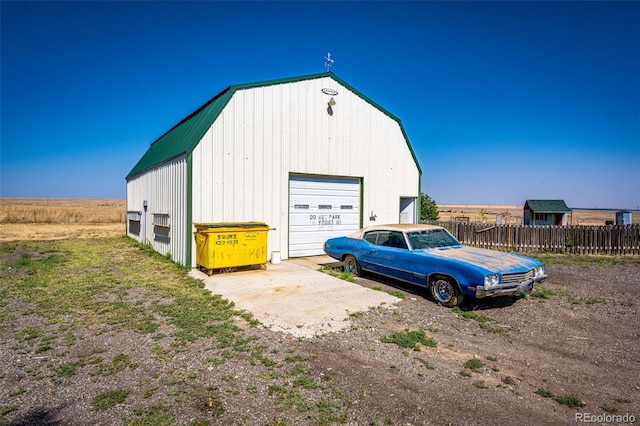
xmin=343 ymin=255 xmax=362 ymax=276
xmin=429 ymin=278 xmax=463 ymax=307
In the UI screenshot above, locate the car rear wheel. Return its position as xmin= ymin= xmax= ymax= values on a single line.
xmin=429 ymin=278 xmax=463 ymax=308
xmin=343 ymin=255 xmax=362 ymax=276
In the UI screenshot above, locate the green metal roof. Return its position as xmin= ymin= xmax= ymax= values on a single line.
xmin=524 ymin=199 xmax=573 ymax=213
xmin=126 ymin=72 xmax=422 ymax=178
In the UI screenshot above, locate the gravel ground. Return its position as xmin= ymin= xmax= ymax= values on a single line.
xmin=2 ymin=253 xmax=639 ymax=425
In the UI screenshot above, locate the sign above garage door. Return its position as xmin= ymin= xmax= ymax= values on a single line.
xmin=289 ymin=175 xmax=361 ymax=257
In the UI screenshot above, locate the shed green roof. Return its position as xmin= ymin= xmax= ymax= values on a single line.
xmin=127 ymin=72 xmax=421 ymax=178
xmin=524 ymin=200 xmax=572 ymax=213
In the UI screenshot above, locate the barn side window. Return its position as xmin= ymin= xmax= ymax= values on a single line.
xmin=127 ymin=211 xmax=141 ymax=236
xmin=152 ymin=213 xmax=170 ymax=228
xmin=153 ymin=213 xmax=170 ymax=243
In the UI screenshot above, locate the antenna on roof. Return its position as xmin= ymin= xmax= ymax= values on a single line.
xmin=324 ymin=52 xmax=334 ymax=72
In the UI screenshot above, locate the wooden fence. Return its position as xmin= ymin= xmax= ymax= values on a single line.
xmin=422 ymin=221 xmax=640 ymax=255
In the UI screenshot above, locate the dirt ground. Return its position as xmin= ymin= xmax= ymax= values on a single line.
xmin=336 ymin=264 xmax=640 ymax=425
xmin=1 ymin=224 xmax=639 ymax=425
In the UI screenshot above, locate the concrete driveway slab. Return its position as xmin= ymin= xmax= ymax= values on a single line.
xmin=189 ymin=255 xmax=399 ymax=337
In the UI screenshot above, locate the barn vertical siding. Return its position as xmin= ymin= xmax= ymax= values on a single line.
xmin=191 ymin=76 xmax=419 ymax=264
xmin=126 ymin=155 xmax=188 ymax=264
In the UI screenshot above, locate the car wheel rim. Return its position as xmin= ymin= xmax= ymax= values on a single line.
xmin=434 ymin=281 xmax=453 ymax=303
xmin=345 ymin=260 xmax=355 ymax=273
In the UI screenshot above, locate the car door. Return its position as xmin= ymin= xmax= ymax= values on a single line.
xmin=357 ymin=231 xmax=382 ymax=272
xmin=360 ymin=231 xmax=415 ymax=282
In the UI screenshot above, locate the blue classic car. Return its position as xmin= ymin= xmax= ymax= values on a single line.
xmin=323 ymin=224 xmax=547 ymax=307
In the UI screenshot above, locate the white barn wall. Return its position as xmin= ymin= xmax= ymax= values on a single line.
xmin=126 ymin=156 xmax=188 ymax=264
xmin=191 ymin=76 xmax=419 ymax=264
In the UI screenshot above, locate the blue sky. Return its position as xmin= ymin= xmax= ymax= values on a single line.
xmin=1 ymin=1 xmax=639 ymax=209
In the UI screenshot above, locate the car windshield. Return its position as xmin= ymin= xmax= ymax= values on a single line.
xmin=407 ymin=229 xmax=461 ymax=250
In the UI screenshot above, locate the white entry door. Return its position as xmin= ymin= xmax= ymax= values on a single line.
xmin=289 ymin=175 xmax=361 ymax=257
xmin=400 ymin=197 xmax=416 ymax=224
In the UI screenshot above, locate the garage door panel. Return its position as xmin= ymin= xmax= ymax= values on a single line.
xmin=289 ymin=176 xmax=361 ymax=257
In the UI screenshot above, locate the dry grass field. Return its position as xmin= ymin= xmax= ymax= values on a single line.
xmin=0 ymin=198 xmax=126 ymax=241
xmin=438 ymin=204 xmax=640 ymax=226
xmin=0 ymin=198 xmax=637 ymax=242
xmin=0 ymin=198 xmax=126 ymax=223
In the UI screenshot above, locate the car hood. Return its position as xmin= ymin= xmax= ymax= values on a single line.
xmin=423 ymin=245 xmax=539 ymax=273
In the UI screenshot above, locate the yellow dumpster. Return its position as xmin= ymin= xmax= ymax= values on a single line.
xmin=194 ymin=222 xmax=270 ymax=275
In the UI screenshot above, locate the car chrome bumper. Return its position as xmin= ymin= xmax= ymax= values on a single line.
xmin=475 ymin=275 xmax=547 ymax=298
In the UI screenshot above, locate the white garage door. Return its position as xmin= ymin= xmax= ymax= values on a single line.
xmin=289 ymin=175 xmax=361 ymax=257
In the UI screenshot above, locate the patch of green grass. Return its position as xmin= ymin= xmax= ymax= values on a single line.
xmin=531 ymin=286 xmax=556 ymax=300
xmin=17 ymin=325 xmax=45 ymax=342
xmin=319 ymin=265 xmax=356 ymax=282
xmin=452 ymin=306 xmax=493 ymax=323
xmin=203 ymin=392 xmax=225 ymax=416
xmin=380 ymin=329 xmax=437 ymax=350
xmin=0 ymin=405 xmax=18 ymax=417
xmin=372 ymin=286 xmax=383 ymax=291
xmin=485 ymin=355 xmax=498 ymax=362
xmin=110 ymin=353 xmax=131 ymax=373
xmin=55 ymin=361 xmax=84 ymax=377
xmin=284 ymin=353 xmax=311 ymax=363
xmin=92 ymin=389 xmax=130 ymax=410
xmin=463 ymin=358 xmax=485 ymax=371
xmin=290 ymin=363 xmax=311 ymax=375
xmin=203 ymin=357 xmax=226 ymax=366
xmin=473 ymin=380 xmax=488 ymax=389
xmin=535 ymin=388 xmax=555 ymax=398
xmin=554 ymin=394 xmax=586 ymax=408
xmin=535 ymin=388 xmax=585 ymax=408
xmin=452 ymin=307 xmax=518 ymax=335
xmin=252 ymin=346 xmax=278 ymax=367
xmin=129 ymin=401 xmax=175 ymax=425
xmin=386 ymin=290 xmax=405 ymax=299
xmin=268 ymin=383 xmax=350 ymax=424
xmin=9 ymin=388 xmax=26 ymax=397
xmin=293 ymin=375 xmax=318 ymax=389
xmin=414 ymin=357 xmax=435 ymax=370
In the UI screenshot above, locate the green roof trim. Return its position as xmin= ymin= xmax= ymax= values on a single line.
xmin=126 ymin=72 xmax=421 ymax=178
xmin=524 ymin=199 xmax=573 ymax=213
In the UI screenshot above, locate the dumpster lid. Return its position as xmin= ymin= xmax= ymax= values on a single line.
xmin=194 ymin=222 xmax=269 ymax=229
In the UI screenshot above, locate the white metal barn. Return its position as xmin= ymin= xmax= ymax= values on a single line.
xmin=126 ymin=72 xmax=422 ymax=267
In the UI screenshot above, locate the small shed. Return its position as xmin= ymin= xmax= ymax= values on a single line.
xmin=523 ymin=200 xmax=572 ymax=226
xmin=616 ymin=211 xmax=632 ymax=225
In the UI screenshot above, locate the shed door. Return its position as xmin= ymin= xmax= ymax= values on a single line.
xmin=289 ymin=175 xmax=361 ymax=257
